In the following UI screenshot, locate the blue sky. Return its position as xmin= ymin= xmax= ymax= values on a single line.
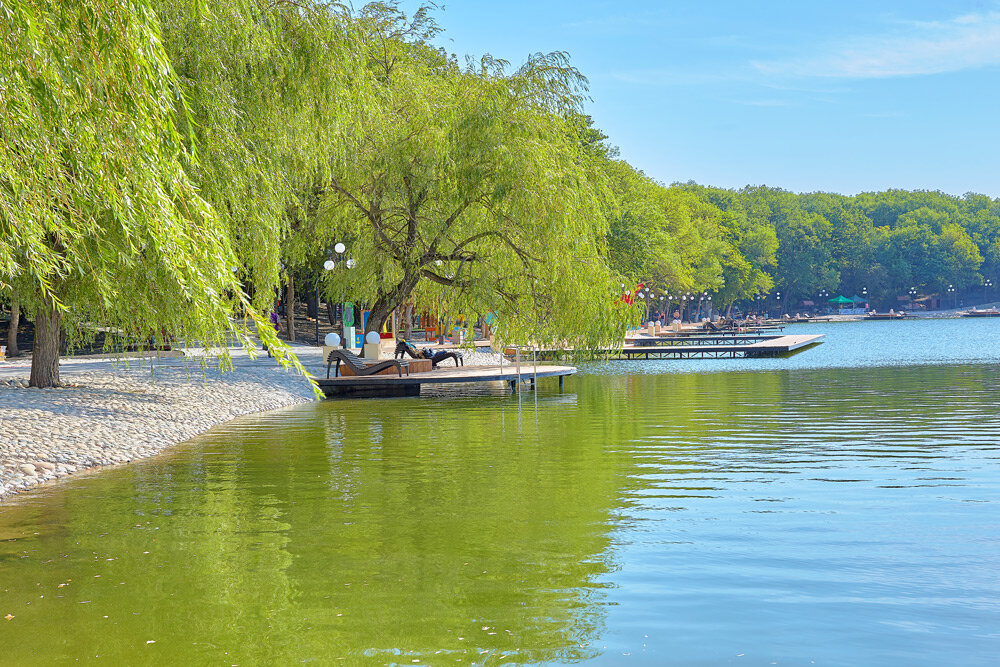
xmin=402 ymin=0 xmax=1000 ymax=196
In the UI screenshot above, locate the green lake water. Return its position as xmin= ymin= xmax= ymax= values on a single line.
xmin=2 ymin=319 xmax=1000 ymax=664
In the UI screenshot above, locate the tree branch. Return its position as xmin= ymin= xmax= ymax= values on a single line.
xmin=421 ymin=269 xmax=472 ymax=289
xmin=330 ymin=175 xmax=402 ymax=257
xmin=450 ymin=230 xmax=539 ymax=264
xmin=424 ymin=197 xmax=478 ymax=262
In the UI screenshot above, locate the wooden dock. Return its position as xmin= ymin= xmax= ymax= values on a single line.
xmin=864 ymin=313 xmax=915 ymax=320
xmin=628 ymin=333 xmax=777 ymax=347
xmin=617 ymin=334 xmax=823 ymax=359
xmin=526 ymin=333 xmax=824 ymax=361
xmin=316 ymin=364 xmax=576 ymax=398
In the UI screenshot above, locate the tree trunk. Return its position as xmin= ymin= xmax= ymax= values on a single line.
xmin=404 ymin=304 xmax=413 ymax=340
xmin=306 ymin=286 xmax=319 ymax=320
xmin=326 ymin=301 xmax=337 ymax=325
xmin=7 ymin=294 xmax=20 ymax=357
xmin=365 ymin=273 xmax=421 ymax=334
xmin=286 ymin=273 xmax=295 ymax=342
xmin=29 ymin=304 xmax=61 ymax=388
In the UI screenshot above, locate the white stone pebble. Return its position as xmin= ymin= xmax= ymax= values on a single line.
xmin=0 ymin=359 xmax=317 ymax=500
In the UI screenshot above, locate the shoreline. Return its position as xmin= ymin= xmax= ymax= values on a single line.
xmin=0 ymin=344 xmax=507 ymax=501
xmin=0 ymin=348 xmax=318 ymax=501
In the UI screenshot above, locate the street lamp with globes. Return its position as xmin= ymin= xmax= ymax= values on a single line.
xmin=316 ymin=243 xmax=351 ymax=344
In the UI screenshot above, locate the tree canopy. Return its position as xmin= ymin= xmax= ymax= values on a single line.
xmin=1 ymin=0 xmax=330 ymax=386
xmin=290 ymin=8 xmax=633 ymax=348
xmin=5 ymin=0 xmax=1000 ymax=390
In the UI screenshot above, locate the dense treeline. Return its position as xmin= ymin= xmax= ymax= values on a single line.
xmin=600 ymin=147 xmax=1000 ymax=312
xmin=3 ymin=0 xmax=997 ymax=387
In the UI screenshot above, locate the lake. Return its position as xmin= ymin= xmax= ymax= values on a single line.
xmin=1 ymin=319 xmax=999 ymax=664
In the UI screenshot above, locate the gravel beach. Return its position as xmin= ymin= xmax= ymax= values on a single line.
xmin=0 ymin=348 xmax=319 ymax=501
xmin=0 ymin=344 xmax=505 ymax=501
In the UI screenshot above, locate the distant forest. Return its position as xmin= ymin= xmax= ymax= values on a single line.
xmin=594 ymin=123 xmax=998 ymax=311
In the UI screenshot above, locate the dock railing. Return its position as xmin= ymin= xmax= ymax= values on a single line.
xmin=503 ymin=344 xmax=539 ymax=392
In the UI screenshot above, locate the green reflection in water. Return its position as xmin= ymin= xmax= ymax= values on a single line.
xmin=1 ymin=359 xmax=999 ymax=664
xmin=0 ymin=390 xmax=632 ymax=664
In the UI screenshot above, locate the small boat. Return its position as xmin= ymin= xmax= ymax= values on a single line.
xmin=961 ymin=308 xmax=1000 ymax=318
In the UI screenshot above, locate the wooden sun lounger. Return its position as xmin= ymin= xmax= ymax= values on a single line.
xmin=395 ymin=339 xmax=423 ymax=360
xmin=326 ymin=348 xmax=408 ymax=379
xmin=428 ymin=350 xmax=463 ymax=368
xmin=395 ymin=339 xmax=464 ymax=368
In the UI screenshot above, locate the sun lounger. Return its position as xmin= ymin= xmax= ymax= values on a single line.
xmin=428 ymin=350 xmax=463 ymax=368
xmin=395 ymin=338 xmax=463 ymax=368
xmin=326 ymin=348 xmax=408 ymax=379
xmin=394 ymin=339 xmax=422 ymax=360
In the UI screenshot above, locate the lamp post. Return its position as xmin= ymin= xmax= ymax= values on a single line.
xmin=947 ymin=283 xmax=956 ymax=309
xmin=316 ymin=243 xmax=349 ymax=344
xmin=774 ymin=291 xmax=781 ymax=317
xmin=861 ymin=287 xmax=868 ymax=311
xmin=818 ymin=289 xmax=829 ymax=314
xmin=985 ymin=278 xmax=994 ymax=304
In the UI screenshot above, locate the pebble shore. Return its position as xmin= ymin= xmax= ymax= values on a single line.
xmin=0 ymin=345 xmax=506 ymax=501
xmin=0 ymin=356 xmax=317 ymax=501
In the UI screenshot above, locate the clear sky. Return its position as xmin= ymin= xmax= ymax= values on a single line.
xmin=401 ymin=0 xmax=1000 ymax=197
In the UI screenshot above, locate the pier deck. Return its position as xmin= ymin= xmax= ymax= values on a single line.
xmin=316 ymin=364 xmax=576 ymax=399
xmin=618 ymin=334 xmax=823 ymax=359
xmin=628 ymin=333 xmax=775 ymax=346
xmin=530 ymin=333 xmax=824 ymax=360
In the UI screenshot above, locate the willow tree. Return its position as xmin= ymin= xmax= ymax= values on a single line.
xmin=309 ymin=10 xmax=632 ymax=348
xmin=154 ymin=0 xmax=366 ymax=316
xmin=0 ymin=0 xmax=289 ymax=387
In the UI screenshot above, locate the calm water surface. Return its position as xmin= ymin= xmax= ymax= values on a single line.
xmin=1 ymin=320 xmax=999 ymax=665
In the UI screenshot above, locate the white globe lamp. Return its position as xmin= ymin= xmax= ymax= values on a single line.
xmin=324 ymin=332 xmax=341 ymax=347
xmin=365 ymin=331 xmax=380 ymax=345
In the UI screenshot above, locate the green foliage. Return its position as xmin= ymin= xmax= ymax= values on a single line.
xmin=628 ymin=181 xmax=1000 ymax=310
xmin=1 ymin=2 xmax=230 ymax=333
xmin=298 ymin=9 xmax=634 ymax=348
xmin=0 ymin=0 xmax=314 ymax=389
xmin=155 ymin=0 xmax=366 ymax=310
xmin=6 ymin=0 xmax=1000 ymax=380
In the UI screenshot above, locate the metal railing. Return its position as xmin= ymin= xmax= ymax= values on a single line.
xmin=503 ymin=344 xmax=538 ymax=393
